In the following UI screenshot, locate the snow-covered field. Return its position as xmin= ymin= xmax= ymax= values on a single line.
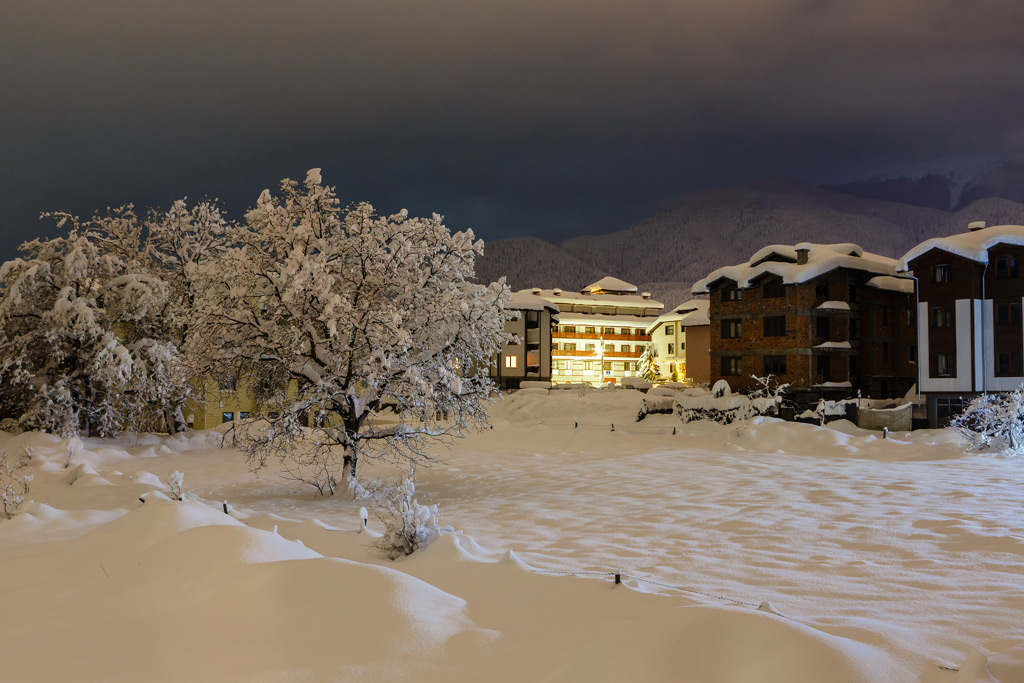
xmin=2 ymin=390 xmax=1023 ymax=682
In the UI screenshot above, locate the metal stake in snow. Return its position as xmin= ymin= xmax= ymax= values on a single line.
xmin=222 ymin=501 xmax=230 ymax=514
xmin=883 ymin=427 xmax=889 ymax=439
xmin=614 ymin=571 xmax=621 ymax=585
xmin=611 ymin=423 xmax=615 ymax=432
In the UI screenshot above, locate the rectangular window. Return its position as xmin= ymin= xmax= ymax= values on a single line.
xmin=583 ymin=361 xmax=593 ymax=371
xmin=565 ymin=343 xmax=576 ymax=351
xmin=721 ymin=320 xmax=742 ymax=339
xmin=880 ymin=307 xmax=889 ymax=326
xmin=605 ymin=344 xmax=615 ymax=352
xmin=882 ymin=343 xmax=889 ymax=363
xmin=933 ymin=354 xmax=954 ymax=376
xmin=996 ymin=352 xmax=1023 ymax=376
xmin=623 ymin=362 xmax=632 ymax=372
xmin=997 ymin=255 xmax=1020 ymax=279
xmin=505 ymin=355 xmax=517 ymax=368
xmin=562 ymin=360 xmax=571 ymax=370
xmin=816 ymin=355 xmax=832 ymax=382
xmin=936 ymin=397 xmax=966 ymax=425
xmin=931 ymin=307 xmax=954 ymax=328
xmin=721 ymin=356 xmax=742 ymax=376
xmin=722 ymin=287 xmax=742 ymax=302
xmin=603 ymin=327 xmax=616 ymax=334
xmin=563 ymin=326 xmax=575 ymax=333
xmin=585 ymin=343 xmax=595 ymax=351
xmin=907 ymin=309 xmax=915 ymax=327
xmin=239 ymin=412 xmax=250 ymax=419
xmin=620 ymin=327 xmax=630 ymax=335
xmin=996 ymin=302 xmax=1021 ymax=326
xmin=584 ymin=326 xmax=596 ymax=334
xmin=763 ymin=315 xmax=786 ymax=337
xmin=620 ymin=344 xmax=630 ymax=352
xmin=815 ymin=282 xmax=829 ymax=299
xmin=816 ymin=316 xmax=830 ymax=339
xmin=763 ymin=355 xmax=786 ymax=375
xmin=665 ymin=324 xmax=675 ymax=336
xmin=933 ymin=263 xmax=952 ymax=283
xmin=848 ymin=284 xmax=859 ymax=304
xmin=667 ymin=343 xmax=675 ymax=355
xmin=762 ymin=281 xmax=785 ymax=298
xmin=850 ymin=318 xmax=859 ymax=340
xmin=603 ymin=361 xmax=612 ymax=371
xmin=908 ymin=345 xmax=917 ymax=363
xmin=222 ymin=412 xmax=234 ymax=423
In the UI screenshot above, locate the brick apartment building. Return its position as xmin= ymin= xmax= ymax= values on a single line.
xmin=692 ymin=242 xmax=917 ymax=399
xmin=899 ymin=222 xmax=1024 ymax=426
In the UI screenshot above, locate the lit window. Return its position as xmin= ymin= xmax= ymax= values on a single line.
xmin=721 ymin=357 xmax=742 ymax=376
xmin=667 ymin=343 xmax=675 ymax=355
xmin=665 ymin=324 xmax=675 ymax=335
xmin=504 ymin=356 xmax=517 ymax=368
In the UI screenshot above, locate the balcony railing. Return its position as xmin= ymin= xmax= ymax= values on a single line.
xmin=554 ymin=331 xmax=651 ymax=341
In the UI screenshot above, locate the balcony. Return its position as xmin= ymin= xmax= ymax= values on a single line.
xmin=553 ymin=349 xmax=599 ymax=358
xmin=554 ymin=332 xmax=650 ymax=342
xmin=604 ymin=350 xmax=643 ymax=358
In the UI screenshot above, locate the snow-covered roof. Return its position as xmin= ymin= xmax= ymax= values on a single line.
xmin=508 ymin=291 xmax=560 ymax=313
xmin=521 ymin=286 xmax=664 ymax=311
xmin=692 ymin=243 xmax=898 ymax=294
xmin=814 ymin=341 xmax=852 ymax=349
xmin=647 ymin=300 xmax=710 ymax=332
xmin=866 ymin=275 xmax=915 ymax=294
xmin=582 ymin=276 xmax=638 ymax=294
xmin=816 ymin=301 xmax=851 ymax=311
xmin=897 ymin=224 xmax=1024 ymax=271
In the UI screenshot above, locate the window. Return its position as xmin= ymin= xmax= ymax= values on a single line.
xmin=997 ymin=254 xmax=1019 ymax=279
xmin=762 ymin=280 xmax=785 ymax=298
xmin=996 ymin=302 xmax=1021 ymax=326
xmin=906 ymin=309 xmax=915 ymax=327
xmin=620 ymin=344 xmax=630 ymax=352
xmin=815 ymin=282 xmax=829 ymax=299
xmin=880 ymin=307 xmax=889 ymax=326
xmin=667 ymin=343 xmax=675 ymax=355
xmin=604 ymin=344 xmax=614 ymax=353
xmin=848 ymin=284 xmax=859 ymax=303
xmin=565 ymin=343 xmax=576 ymax=351
xmin=936 ymin=397 xmax=966 ymax=425
xmin=563 ymin=325 xmax=575 ymax=333
xmin=584 ymin=326 xmax=595 ymax=334
xmin=763 ymin=355 xmax=786 ymax=374
xmin=504 ymin=355 xmax=517 ymax=368
xmin=881 ymin=343 xmax=889 ymax=363
xmin=933 ymin=354 xmax=954 ymax=376
xmin=931 ymin=307 xmax=954 ymax=328
xmin=525 ymin=310 xmax=539 ymax=327
xmin=816 ymin=355 xmax=832 ymax=382
xmin=850 ymin=318 xmax=859 ymax=340
xmin=603 ymin=361 xmax=612 ymax=371
xmin=722 ymin=320 xmax=742 ymax=339
xmin=222 ymin=412 xmax=234 ymax=423
xmin=583 ymin=361 xmax=594 ymax=371
xmin=997 ymin=352 xmax=1022 ymax=376
xmin=620 ymin=327 xmax=630 ymax=335
xmin=933 ymin=262 xmax=952 ymax=283
xmin=908 ymin=345 xmax=917 ymax=363
xmin=603 ymin=327 xmax=616 ymax=334
xmin=763 ymin=315 xmax=786 ymax=337
xmin=585 ymin=343 xmax=595 ymax=351
xmin=239 ymin=412 xmax=250 ymax=419
xmin=665 ymin=324 xmax=675 ymax=336
xmin=561 ymin=360 xmax=571 ymax=370
xmin=721 ymin=356 xmax=742 ymax=376
xmin=849 ymin=354 xmax=858 ymax=377
xmin=624 ymin=362 xmax=632 ymax=372
xmin=816 ymin=317 xmax=830 ymax=339
xmin=722 ymin=286 xmax=742 ymax=302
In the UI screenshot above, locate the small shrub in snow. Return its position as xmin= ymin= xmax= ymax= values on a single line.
xmin=165 ymin=471 xmax=185 ymax=501
xmin=0 ymin=451 xmax=31 ymax=519
xmin=676 ymin=375 xmax=788 ymax=425
xmin=371 ymin=468 xmax=443 ymax=559
xmin=950 ymin=386 xmax=1024 ymax=453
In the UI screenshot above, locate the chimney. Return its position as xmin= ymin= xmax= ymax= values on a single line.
xmin=552 ymin=288 xmax=562 ymax=296
xmin=968 ymin=221 xmax=987 ymax=232
xmin=641 ymin=292 xmax=651 ymax=299
xmin=531 ymin=287 xmax=542 ymax=295
xmin=795 ymin=242 xmax=811 ymax=265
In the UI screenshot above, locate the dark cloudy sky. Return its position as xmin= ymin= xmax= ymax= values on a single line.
xmin=3 ymin=0 xmax=1024 ymax=257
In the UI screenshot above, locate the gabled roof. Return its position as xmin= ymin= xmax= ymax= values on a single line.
xmin=692 ymin=243 xmax=897 ymax=294
xmin=898 ymin=225 xmax=1024 ymax=271
xmin=583 ymin=276 xmax=638 ymax=294
xmin=648 ymin=299 xmax=710 ymax=333
xmin=508 ymin=291 xmax=560 ymax=313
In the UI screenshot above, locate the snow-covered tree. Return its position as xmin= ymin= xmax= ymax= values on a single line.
xmin=950 ymin=386 xmax=1024 ymax=453
xmin=191 ymin=170 xmax=510 ymax=489
xmin=0 ymin=208 xmax=188 ymax=436
xmin=637 ymin=345 xmax=659 ymax=383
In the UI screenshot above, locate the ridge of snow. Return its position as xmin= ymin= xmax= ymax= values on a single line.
xmin=898 ymin=224 xmax=1024 ymax=271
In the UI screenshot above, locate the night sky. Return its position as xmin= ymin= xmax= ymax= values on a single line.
xmin=3 ymin=1 xmax=1024 ymax=257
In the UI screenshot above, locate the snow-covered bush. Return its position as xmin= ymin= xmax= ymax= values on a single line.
xmin=637 ymin=346 xmax=659 ymax=383
xmin=950 ymin=386 xmax=1024 ymax=453
xmin=371 ymin=469 xmax=443 ymax=559
xmin=165 ymin=471 xmax=184 ymax=501
xmin=0 ymin=450 xmax=31 ymax=519
xmin=190 ymin=170 xmax=510 ymax=491
xmin=676 ymin=375 xmax=788 ymax=425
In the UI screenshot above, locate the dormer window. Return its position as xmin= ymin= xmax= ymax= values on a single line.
xmin=933 ymin=262 xmax=952 ymax=283
xmin=762 ymin=279 xmax=785 ymax=299
xmin=996 ymin=254 xmax=1019 ymax=279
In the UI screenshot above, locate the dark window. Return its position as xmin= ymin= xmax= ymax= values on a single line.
xmin=563 ymin=325 xmax=575 ymax=333
xmin=908 ymin=345 xmax=917 ymax=363
xmin=763 ymin=315 xmax=787 ymax=337
xmin=721 ymin=320 xmax=742 ymax=339
xmin=222 ymin=412 xmax=234 ymax=423
xmin=816 ymin=355 xmax=832 ymax=382
xmin=996 ymin=254 xmax=1019 ymax=279
xmin=722 ymin=287 xmax=742 ymax=302
xmin=931 ymin=307 xmax=954 ymax=328
xmin=906 ymin=308 xmax=915 ymax=327
xmin=763 ymin=280 xmax=785 ymax=298
xmin=996 ymin=352 xmax=1023 ymax=376
xmin=603 ymin=327 xmax=615 ymax=334
xmin=721 ymin=356 xmax=742 ymax=376
xmin=881 ymin=343 xmax=889 ymax=363
xmin=584 ymin=326 xmax=595 ymax=334
xmin=936 ymin=397 xmax=966 ymax=426
xmin=763 ymin=355 xmax=786 ymax=375
xmin=849 ymin=354 xmax=858 ymax=377
xmin=815 ymin=282 xmax=829 ymax=300
xmin=624 ymin=362 xmax=632 ymax=372
xmin=525 ymin=310 xmax=540 ymax=327
xmin=933 ymin=263 xmax=952 ymax=283
xmin=850 ymin=318 xmax=859 ymax=340
xmin=996 ymin=302 xmax=1021 ymax=326
xmin=239 ymin=411 xmax=250 ymax=419
xmin=933 ymin=354 xmax=954 ymax=376
xmin=604 ymin=344 xmax=614 ymax=353
xmin=816 ymin=316 xmax=830 ymax=339
xmin=880 ymin=307 xmax=889 ymax=326
xmin=848 ymin=284 xmax=859 ymax=303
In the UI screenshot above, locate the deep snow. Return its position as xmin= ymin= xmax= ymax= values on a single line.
xmin=1 ymin=390 xmax=1022 ymax=682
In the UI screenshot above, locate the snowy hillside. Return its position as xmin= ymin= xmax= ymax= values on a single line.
xmin=476 ymin=178 xmax=1024 ymax=307
xmin=2 ymin=392 xmax=1023 ymax=682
